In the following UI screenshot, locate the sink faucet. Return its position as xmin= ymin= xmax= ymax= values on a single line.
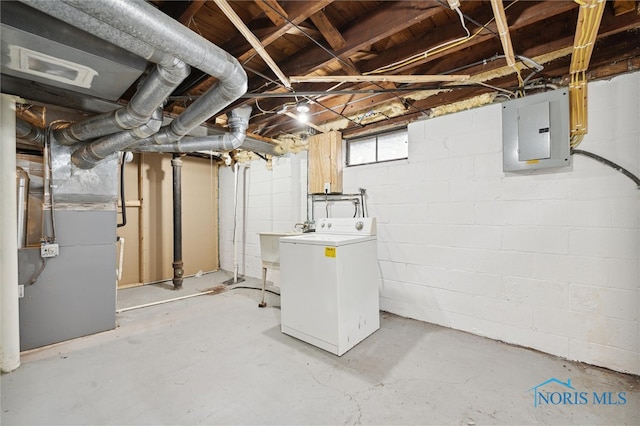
xmin=295 ymin=221 xmax=315 ymax=233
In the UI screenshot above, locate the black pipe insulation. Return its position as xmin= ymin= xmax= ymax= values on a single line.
xmin=571 ymin=149 xmax=640 ymax=189
xmin=172 ymin=155 xmax=184 ymax=289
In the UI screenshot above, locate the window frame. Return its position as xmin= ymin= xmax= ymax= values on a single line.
xmin=345 ymin=128 xmax=408 ymax=167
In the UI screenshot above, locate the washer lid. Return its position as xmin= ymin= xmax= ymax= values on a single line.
xmin=280 ymin=233 xmax=376 ymax=247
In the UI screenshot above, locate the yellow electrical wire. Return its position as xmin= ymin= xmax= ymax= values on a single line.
xmin=569 ymin=0 xmax=605 ymax=148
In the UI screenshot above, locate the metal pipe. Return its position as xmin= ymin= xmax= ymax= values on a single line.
xmin=172 ymin=155 xmax=184 ymax=290
xmin=55 ymin=59 xmax=190 ymax=146
xmin=71 ymin=108 xmax=163 ymax=169
xmin=21 ymin=0 xmax=168 ymax=62
xmin=16 ymin=167 xmax=29 ymax=248
xmin=131 ymin=106 xmax=252 ymax=153
xmin=23 ymin=0 xmax=248 ymax=157
xmin=16 ymin=118 xmax=45 ymax=147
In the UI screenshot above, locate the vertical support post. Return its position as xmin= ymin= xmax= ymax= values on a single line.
xmin=1 ymin=94 xmax=21 ymax=372
xmin=172 ymin=154 xmax=184 ymax=289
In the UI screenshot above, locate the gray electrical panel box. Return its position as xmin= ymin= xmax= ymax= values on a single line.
xmin=502 ymin=88 xmax=571 ymax=173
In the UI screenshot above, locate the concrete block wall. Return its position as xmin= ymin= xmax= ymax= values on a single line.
xmin=348 ymin=72 xmax=639 ymax=374
xmin=219 ymin=72 xmax=639 ymax=374
xmin=219 ymin=153 xmax=307 ymax=283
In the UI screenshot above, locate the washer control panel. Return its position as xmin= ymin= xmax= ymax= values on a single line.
xmin=316 ymin=217 xmax=376 ymax=235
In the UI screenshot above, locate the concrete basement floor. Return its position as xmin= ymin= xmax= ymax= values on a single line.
xmin=2 ymin=271 xmax=638 ymax=425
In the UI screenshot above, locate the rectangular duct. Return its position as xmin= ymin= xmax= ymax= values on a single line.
xmin=1 ymin=1 xmax=146 ymax=101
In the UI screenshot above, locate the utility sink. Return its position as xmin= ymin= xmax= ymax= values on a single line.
xmin=257 ymin=232 xmax=299 ymax=308
xmin=258 ymin=232 xmax=299 ymax=268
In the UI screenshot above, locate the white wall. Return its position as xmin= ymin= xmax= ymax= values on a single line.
xmin=219 ymin=72 xmax=639 ymax=374
xmin=219 ymin=153 xmax=307 ymax=283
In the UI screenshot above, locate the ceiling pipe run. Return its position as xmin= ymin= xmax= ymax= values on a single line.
xmin=16 ymin=117 xmax=44 ymax=147
xmin=21 ymin=0 xmax=249 ymax=161
xmin=130 ymin=106 xmax=252 ymax=153
xmin=54 ymin=58 xmax=190 ymax=146
xmin=71 ymin=108 xmax=164 ymax=169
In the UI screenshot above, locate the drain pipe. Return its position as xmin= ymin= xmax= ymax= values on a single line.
xmin=172 ymin=155 xmax=184 ymax=290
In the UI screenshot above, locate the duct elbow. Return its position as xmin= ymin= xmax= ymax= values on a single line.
xmin=53 ymin=125 xmax=83 ymax=146
xmin=16 ymin=118 xmax=45 ymax=147
xmin=223 ymin=105 xmax=252 ymax=150
xmin=71 ymin=143 xmax=104 ymax=170
xmin=228 ymin=105 xmax=252 ymax=129
xmin=220 ymin=56 xmax=248 ymax=101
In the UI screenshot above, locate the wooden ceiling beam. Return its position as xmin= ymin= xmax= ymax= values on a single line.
xmin=490 ymin=0 xmax=516 ymax=67
xmin=254 ymin=0 xmax=288 ymax=26
xmin=309 ymin=10 xmax=346 ymax=51
xmin=215 ymin=0 xmax=291 ymax=88
xmin=255 ymin=21 xmax=640 ymax=139
xmin=230 ymin=0 xmax=333 ymax=63
xmin=613 ymin=0 xmax=636 ymax=16
xmin=358 ymin=0 xmax=578 ymax=77
xmin=309 ymin=10 xmax=354 ymax=75
xmin=186 ymin=0 xmax=333 ymax=95
xmin=247 ymin=0 xmax=444 ymax=90
xmin=178 ymin=0 xmax=207 ymax=25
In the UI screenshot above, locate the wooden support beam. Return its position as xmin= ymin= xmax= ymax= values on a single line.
xmin=613 ymin=0 xmax=636 ymax=16
xmin=254 ymin=1 xmax=443 ymax=84
xmin=309 ymin=10 xmax=346 ymax=50
xmin=215 ymin=0 xmax=291 ymax=88
xmin=254 ymin=0 xmax=288 ymax=26
xmin=178 ymin=0 xmax=207 ymax=25
xmin=490 ymin=0 xmax=516 ymax=67
xmin=290 ymin=75 xmax=470 ymax=83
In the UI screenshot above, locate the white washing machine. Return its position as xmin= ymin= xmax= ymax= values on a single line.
xmin=279 ymin=217 xmax=380 ymax=356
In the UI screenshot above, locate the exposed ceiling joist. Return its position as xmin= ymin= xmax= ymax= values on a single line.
xmin=4 ymin=0 xmax=639 ymax=146
xmin=214 ymin=0 xmax=291 ymax=88
xmin=290 ymin=75 xmax=470 ymax=84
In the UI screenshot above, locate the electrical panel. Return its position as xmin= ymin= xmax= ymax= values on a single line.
xmin=502 ymin=88 xmax=571 ymax=173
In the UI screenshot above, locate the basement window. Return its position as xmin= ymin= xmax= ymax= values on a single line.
xmin=346 ymin=128 xmax=408 ymax=166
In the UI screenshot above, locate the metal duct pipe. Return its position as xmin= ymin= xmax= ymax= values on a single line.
xmin=16 ymin=118 xmax=44 ymax=147
xmin=16 ymin=167 xmax=29 ymax=248
xmin=21 ymin=0 xmax=169 ymax=62
xmin=172 ymin=155 xmax=184 ymax=290
xmin=54 ymin=59 xmax=190 ymax=146
xmin=71 ymin=108 xmax=164 ymax=169
xmin=22 ymin=0 xmax=248 ymax=144
xmin=240 ymin=138 xmax=284 ymax=157
xmin=131 ymin=106 xmax=252 ymax=153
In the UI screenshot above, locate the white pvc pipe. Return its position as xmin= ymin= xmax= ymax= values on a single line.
xmin=1 ymin=94 xmax=21 ymax=373
xmin=117 ymin=237 xmax=125 ymax=282
xmin=116 ymin=288 xmax=219 ymax=313
xmin=232 ymin=163 xmax=239 ymax=283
